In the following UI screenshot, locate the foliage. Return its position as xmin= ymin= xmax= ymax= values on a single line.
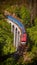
xmin=0 ymin=15 xmax=15 ymax=56
xmin=26 ymin=18 xmax=37 ymax=64
xmin=0 ymin=57 xmax=15 ymax=65
xmin=14 ymin=6 xmax=20 ymax=17
xmin=0 ymin=3 xmax=37 ymax=65
xmin=20 ymin=6 xmax=30 ymax=26
xmin=34 ymin=17 xmax=37 ymax=25
xmin=5 ymin=5 xmax=31 ymax=26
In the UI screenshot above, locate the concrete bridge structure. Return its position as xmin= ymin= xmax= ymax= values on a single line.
xmin=6 ymin=15 xmax=26 ymax=50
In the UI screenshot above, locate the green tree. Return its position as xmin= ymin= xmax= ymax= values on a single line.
xmin=0 ymin=15 xmax=15 ymax=56
xmin=20 ymin=6 xmax=30 ymax=26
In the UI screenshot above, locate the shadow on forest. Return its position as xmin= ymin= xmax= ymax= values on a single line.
xmin=0 ymin=51 xmax=20 ymax=62
xmin=27 ymin=33 xmax=35 ymax=51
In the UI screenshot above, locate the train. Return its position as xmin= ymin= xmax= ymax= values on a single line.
xmin=20 ymin=32 xmax=27 ymax=45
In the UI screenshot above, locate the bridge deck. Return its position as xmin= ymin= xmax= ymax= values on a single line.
xmin=6 ymin=15 xmax=26 ymax=33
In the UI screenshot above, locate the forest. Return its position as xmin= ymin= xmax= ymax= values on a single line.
xmin=0 ymin=0 xmax=37 ymax=65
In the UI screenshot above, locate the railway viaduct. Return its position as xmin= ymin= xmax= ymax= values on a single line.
xmin=6 ymin=15 xmax=25 ymax=50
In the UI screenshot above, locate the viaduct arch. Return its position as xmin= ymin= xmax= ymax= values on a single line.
xmin=5 ymin=15 xmax=26 ymax=50
xmin=6 ymin=15 xmax=25 ymax=50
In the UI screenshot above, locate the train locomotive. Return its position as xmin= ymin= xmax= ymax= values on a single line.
xmin=20 ymin=27 xmax=27 ymax=45
xmin=20 ymin=33 xmax=27 ymax=45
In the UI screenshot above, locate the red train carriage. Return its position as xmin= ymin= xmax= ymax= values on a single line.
xmin=20 ymin=33 xmax=27 ymax=45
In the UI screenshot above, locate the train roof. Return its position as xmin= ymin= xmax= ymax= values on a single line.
xmin=6 ymin=15 xmax=26 ymax=33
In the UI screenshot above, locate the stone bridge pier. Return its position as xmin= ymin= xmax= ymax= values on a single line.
xmin=7 ymin=19 xmax=22 ymax=50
